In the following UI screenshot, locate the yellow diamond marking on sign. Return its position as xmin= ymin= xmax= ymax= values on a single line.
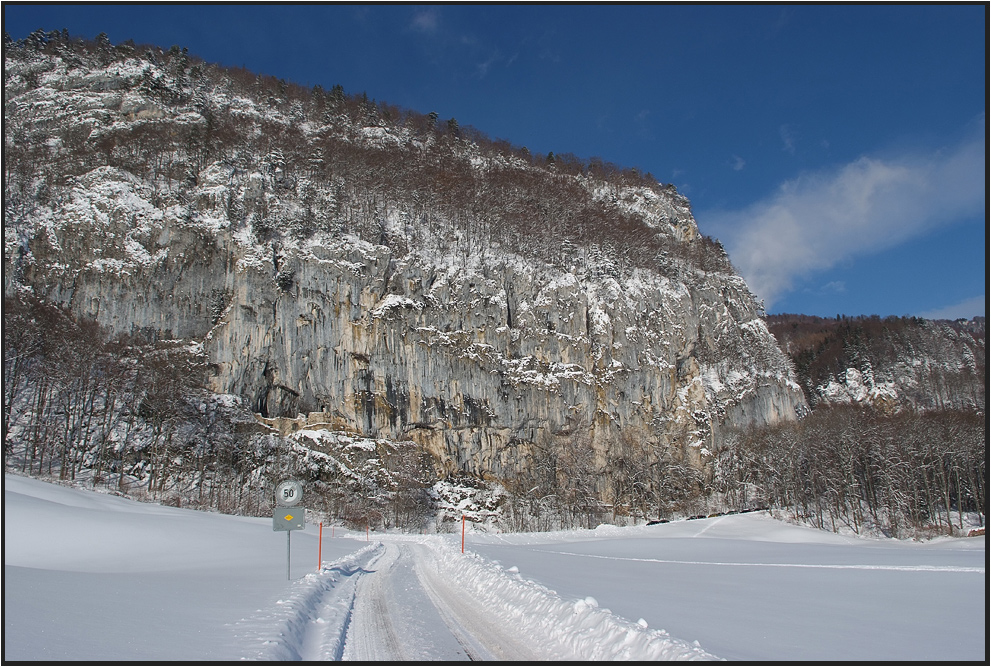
xmin=284 ymin=514 xmax=294 ymax=521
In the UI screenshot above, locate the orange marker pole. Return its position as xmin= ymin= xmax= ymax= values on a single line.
xmin=366 ymin=524 xmax=369 ymax=542
xmin=318 ymin=522 xmax=323 ymax=572
xmin=461 ymin=514 xmax=465 ymax=553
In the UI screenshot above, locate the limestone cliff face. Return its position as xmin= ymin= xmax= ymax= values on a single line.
xmin=5 ymin=37 xmax=807 ymax=485
xmin=12 ymin=164 xmax=806 ymax=481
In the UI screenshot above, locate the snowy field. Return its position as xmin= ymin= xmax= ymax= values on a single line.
xmin=4 ymin=473 xmax=985 ymax=661
xmin=3 ymin=474 xmax=367 ymax=661
xmin=468 ymin=519 xmax=987 ymax=662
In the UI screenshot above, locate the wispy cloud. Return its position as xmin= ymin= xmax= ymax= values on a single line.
xmin=919 ymin=295 xmax=986 ymax=320
xmin=702 ymin=125 xmax=986 ymax=308
xmin=730 ymin=155 xmax=746 ymax=171
xmin=779 ymin=124 xmax=796 ymax=155
xmin=472 ymin=50 xmax=502 ymax=79
xmin=768 ymin=8 xmax=794 ymax=36
xmin=814 ymin=280 xmax=846 ymax=295
xmin=409 ymin=8 xmax=439 ymax=33
xmin=634 ymin=109 xmax=654 ymax=141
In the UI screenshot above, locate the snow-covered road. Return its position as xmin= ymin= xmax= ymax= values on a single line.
xmin=343 ymin=542 xmax=484 ymax=661
xmin=340 ymin=542 xmax=537 ymax=661
xmin=250 ymin=536 xmax=714 ymax=661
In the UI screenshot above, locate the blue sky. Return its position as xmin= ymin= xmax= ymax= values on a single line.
xmin=5 ymin=4 xmax=986 ymax=318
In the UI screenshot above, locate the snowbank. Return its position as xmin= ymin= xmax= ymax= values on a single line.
xmin=420 ymin=536 xmax=720 ymax=660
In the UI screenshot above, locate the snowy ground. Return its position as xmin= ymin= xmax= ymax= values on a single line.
xmin=4 ymin=474 xmax=986 ymax=661
xmin=3 ymin=474 xmax=367 ymax=661
xmin=468 ymin=519 xmax=987 ymax=662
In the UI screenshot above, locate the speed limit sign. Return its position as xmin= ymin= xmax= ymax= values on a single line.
xmin=273 ymin=480 xmax=304 ymax=578
xmin=276 ymin=480 xmax=303 ymax=507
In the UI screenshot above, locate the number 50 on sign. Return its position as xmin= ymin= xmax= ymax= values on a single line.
xmin=276 ymin=480 xmax=303 ymax=506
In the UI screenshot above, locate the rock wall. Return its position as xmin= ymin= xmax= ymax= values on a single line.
xmin=4 ymin=41 xmax=808 ymax=489
xmin=16 ymin=173 xmax=805 ymax=481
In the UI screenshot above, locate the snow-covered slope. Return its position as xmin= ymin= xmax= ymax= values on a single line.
xmin=2 ymin=473 xmax=363 ymax=660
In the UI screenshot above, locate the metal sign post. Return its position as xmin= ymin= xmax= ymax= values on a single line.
xmin=273 ymin=480 xmax=304 ymax=580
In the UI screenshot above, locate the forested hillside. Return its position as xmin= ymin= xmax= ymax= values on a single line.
xmin=728 ymin=313 xmax=986 ymax=537
xmin=767 ymin=313 xmax=985 ymax=411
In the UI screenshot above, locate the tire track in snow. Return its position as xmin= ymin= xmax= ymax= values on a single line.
xmin=238 ymin=543 xmax=382 ymax=661
xmin=341 ymin=542 xmax=486 ymax=661
xmin=534 ymin=549 xmax=985 ymax=573
xmin=340 ymin=544 xmax=408 ymax=661
xmin=296 ymin=553 xmax=381 ymax=661
xmin=691 ymin=515 xmax=726 ymax=537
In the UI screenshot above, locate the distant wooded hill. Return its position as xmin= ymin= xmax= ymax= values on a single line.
xmin=767 ymin=313 xmax=985 ymax=412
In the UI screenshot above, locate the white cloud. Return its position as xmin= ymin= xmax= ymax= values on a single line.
xmin=410 ymin=9 xmax=439 ymax=33
xmin=702 ymin=127 xmax=985 ymax=308
xmin=730 ymin=155 xmax=746 ymax=171
xmin=473 ymin=52 xmax=500 ymax=78
xmin=919 ymin=295 xmax=986 ymax=320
